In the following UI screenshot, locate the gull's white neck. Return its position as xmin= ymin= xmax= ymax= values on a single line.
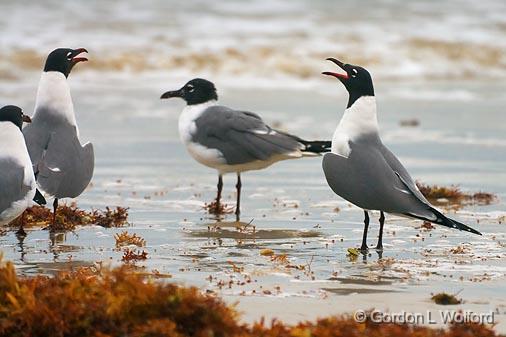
xmin=34 ymin=71 xmax=77 ymax=127
xmin=331 ymin=96 xmax=378 ymax=156
xmin=178 ymin=100 xmax=217 ymax=143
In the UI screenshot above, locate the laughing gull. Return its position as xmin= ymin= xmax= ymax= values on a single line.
xmin=23 ymin=48 xmax=94 ymax=227
xmin=321 ymin=58 xmax=481 ymax=251
xmin=161 ymin=78 xmax=331 ymax=220
xmin=0 ymin=105 xmax=46 ymax=235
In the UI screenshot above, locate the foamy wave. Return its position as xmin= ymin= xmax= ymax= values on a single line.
xmin=1 ymin=41 xmax=504 ymax=82
xmin=1 ymin=0 xmax=505 ymax=86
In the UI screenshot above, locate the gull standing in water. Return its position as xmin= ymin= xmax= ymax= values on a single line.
xmin=23 ymin=48 xmax=94 ymax=228
xmin=161 ymin=78 xmax=331 ymax=221
xmin=321 ymin=58 xmax=481 ymax=252
xmin=0 ymin=105 xmax=46 ymax=235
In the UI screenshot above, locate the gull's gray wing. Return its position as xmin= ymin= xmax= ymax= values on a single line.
xmin=322 ymin=142 xmax=429 ymax=215
xmin=23 ymin=111 xmax=94 ymax=199
xmin=36 ymin=127 xmax=94 ymax=198
xmin=322 ymin=141 xmax=481 ymax=235
xmin=193 ymin=106 xmax=303 ymax=165
xmin=0 ymin=159 xmax=31 ymax=213
xmin=379 ymin=144 xmax=429 ymax=204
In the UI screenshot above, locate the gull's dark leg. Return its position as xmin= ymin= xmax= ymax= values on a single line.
xmin=235 ymin=173 xmax=241 ymax=222
xmin=216 ymin=174 xmax=223 ymax=207
xmin=17 ymin=230 xmax=26 ymax=262
xmin=52 ymin=198 xmax=58 ymax=227
xmin=360 ymin=210 xmax=369 ymax=252
xmin=15 ymin=211 xmax=27 ymax=238
xmin=376 ymin=211 xmax=385 ymax=251
xmin=376 ymin=250 xmax=383 ymax=260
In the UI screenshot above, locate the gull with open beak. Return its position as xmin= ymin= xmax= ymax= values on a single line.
xmin=23 ymin=48 xmax=94 ymax=229
xmin=321 ymin=57 xmax=481 ymax=252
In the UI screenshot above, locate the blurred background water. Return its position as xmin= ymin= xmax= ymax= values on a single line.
xmin=1 ymin=0 xmax=506 ymax=328
xmin=1 ymin=0 xmax=506 ymax=86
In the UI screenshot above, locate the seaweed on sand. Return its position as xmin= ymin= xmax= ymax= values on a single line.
xmin=115 ymin=231 xmax=146 ymax=248
xmin=420 ymin=221 xmax=436 ymax=231
xmin=0 ymin=257 xmax=498 ymax=337
xmin=259 ymin=249 xmax=275 ymax=256
xmin=8 ymin=204 xmax=129 ymax=231
xmin=431 ymin=292 xmax=462 ymax=305
xmin=416 ymin=182 xmax=496 ymax=207
xmin=121 ymin=248 xmax=148 ymax=263
xmin=204 ymin=199 xmax=234 ymax=216
xmin=0 ymin=257 xmax=238 ymax=337
xmin=92 ymin=206 xmax=129 ymax=228
xmin=449 ymin=245 xmax=470 ymax=254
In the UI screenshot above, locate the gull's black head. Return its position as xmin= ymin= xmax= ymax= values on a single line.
xmin=44 ymin=48 xmax=88 ymax=78
xmin=160 ymin=78 xmax=218 ymax=105
xmin=0 ymin=105 xmax=31 ymax=130
xmin=323 ymin=58 xmax=374 ymax=108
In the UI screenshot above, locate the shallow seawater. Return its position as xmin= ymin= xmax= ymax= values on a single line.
xmin=1 ymin=79 xmax=505 ymax=329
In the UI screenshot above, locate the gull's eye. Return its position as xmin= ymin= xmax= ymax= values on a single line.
xmin=66 ymin=52 xmax=73 ymax=60
xmin=351 ymin=68 xmax=358 ymax=77
xmin=187 ymin=84 xmax=195 ymax=92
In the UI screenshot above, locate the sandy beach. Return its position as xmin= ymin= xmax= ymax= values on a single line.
xmin=1 ymin=84 xmax=505 ymax=333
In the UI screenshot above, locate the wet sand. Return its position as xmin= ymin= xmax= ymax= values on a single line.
xmin=1 ymin=83 xmax=505 ymax=332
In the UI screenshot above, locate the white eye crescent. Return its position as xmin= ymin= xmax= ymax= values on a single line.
xmin=187 ymin=85 xmax=195 ymax=92
xmin=66 ymin=52 xmax=73 ymax=60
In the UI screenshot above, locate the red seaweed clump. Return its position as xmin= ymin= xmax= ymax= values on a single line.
xmin=0 ymin=258 xmax=499 ymax=337
xmin=204 ymin=200 xmax=234 ymax=216
xmin=431 ymin=292 xmax=462 ymax=305
xmin=416 ymin=182 xmax=496 ymax=207
xmin=8 ymin=204 xmax=129 ymax=231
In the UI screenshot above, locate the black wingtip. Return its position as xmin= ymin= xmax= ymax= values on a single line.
xmin=300 ymin=140 xmax=332 ymax=154
xmin=33 ymin=189 xmax=46 ymax=206
xmin=404 ymin=208 xmax=482 ymax=236
xmin=430 ymin=207 xmax=482 ymax=236
xmin=458 ymin=219 xmax=482 ymax=235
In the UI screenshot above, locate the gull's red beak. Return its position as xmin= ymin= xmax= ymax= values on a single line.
xmin=322 ymin=57 xmax=349 ymax=80
xmin=71 ymin=48 xmax=88 ymax=64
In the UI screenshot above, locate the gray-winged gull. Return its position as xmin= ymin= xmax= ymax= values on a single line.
xmin=0 ymin=105 xmax=46 ymax=235
xmin=321 ymin=58 xmax=481 ymax=252
xmin=23 ymin=48 xmax=94 ymax=228
xmin=161 ymin=78 xmax=331 ymax=221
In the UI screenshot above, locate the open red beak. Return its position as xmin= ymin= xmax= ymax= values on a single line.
xmin=322 ymin=57 xmax=349 ymax=80
xmin=71 ymin=48 xmax=89 ymax=64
